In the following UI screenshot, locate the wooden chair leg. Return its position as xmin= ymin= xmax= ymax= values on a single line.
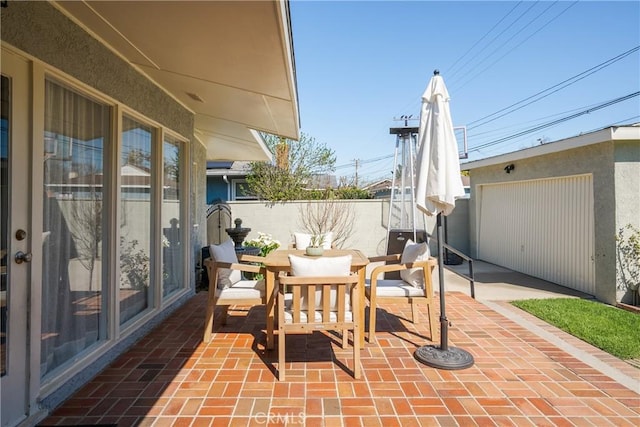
xmin=203 ymin=291 xmax=217 ymax=343
xmin=220 ymin=306 xmax=229 ymax=326
xmin=278 ymin=327 xmax=286 ymax=381
xmin=368 ymin=300 xmax=377 ymax=343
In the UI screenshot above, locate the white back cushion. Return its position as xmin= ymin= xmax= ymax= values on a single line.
xmin=293 ymin=232 xmax=333 ymax=249
xmin=399 ymin=239 xmax=430 ymax=288
xmin=209 ymin=239 xmax=241 ymax=289
xmin=288 ymin=254 xmax=352 ymax=310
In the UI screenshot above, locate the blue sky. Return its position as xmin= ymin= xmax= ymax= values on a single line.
xmin=289 ymin=0 xmax=640 ymax=184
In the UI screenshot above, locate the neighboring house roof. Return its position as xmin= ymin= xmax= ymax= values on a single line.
xmin=54 ymin=1 xmax=300 ymax=162
xmin=362 ymin=179 xmax=392 ymax=192
xmin=206 ymin=161 xmax=252 ymax=177
xmin=462 ymin=124 xmax=640 ymax=170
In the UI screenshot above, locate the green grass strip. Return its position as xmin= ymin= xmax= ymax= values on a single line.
xmin=511 ymin=298 xmax=640 ymax=360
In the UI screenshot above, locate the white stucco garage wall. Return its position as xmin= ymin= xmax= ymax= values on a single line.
xmin=463 ymin=125 xmax=640 ymax=305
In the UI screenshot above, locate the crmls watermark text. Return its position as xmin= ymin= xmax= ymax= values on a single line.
xmin=253 ymin=412 xmax=306 ymax=424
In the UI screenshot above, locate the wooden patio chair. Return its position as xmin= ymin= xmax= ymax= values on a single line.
xmin=203 ymin=239 xmax=266 ymax=343
xmin=288 ymin=231 xmax=334 ymax=249
xmin=366 ymin=239 xmax=437 ymax=343
xmin=276 ymin=254 xmax=361 ymax=380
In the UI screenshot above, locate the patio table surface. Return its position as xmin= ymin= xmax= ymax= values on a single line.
xmin=40 ymin=289 xmax=639 ymax=427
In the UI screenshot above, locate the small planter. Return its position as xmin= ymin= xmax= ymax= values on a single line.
xmin=305 ymin=246 xmax=324 ymax=257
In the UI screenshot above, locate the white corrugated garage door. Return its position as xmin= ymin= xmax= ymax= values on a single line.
xmin=477 ymin=174 xmax=595 ymax=295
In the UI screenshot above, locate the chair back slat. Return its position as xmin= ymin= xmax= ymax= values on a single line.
xmin=276 ymin=273 xmax=361 ymax=380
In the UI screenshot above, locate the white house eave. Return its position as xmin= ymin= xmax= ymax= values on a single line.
xmin=52 ymin=0 xmax=298 ymax=163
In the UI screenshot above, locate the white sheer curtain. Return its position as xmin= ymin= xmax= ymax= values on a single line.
xmin=41 ymin=80 xmax=109 ymax=377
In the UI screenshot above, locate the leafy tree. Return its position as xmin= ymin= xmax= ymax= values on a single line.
xmin=246 ymin=133 xmax=336 ymax=201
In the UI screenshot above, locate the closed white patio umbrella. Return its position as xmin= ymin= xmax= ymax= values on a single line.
xmin=414 ymin=70 xmax=474 ymax=370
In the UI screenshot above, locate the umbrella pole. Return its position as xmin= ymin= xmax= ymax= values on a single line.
xmin=437 ymin=213 xmax=449 ymax=351
xmin=414 ymin=213 xmax=474 ymax=370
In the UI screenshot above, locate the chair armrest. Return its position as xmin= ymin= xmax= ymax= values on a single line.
xmin=368 ymin=258 xmax=436 ymax=281
xmin=203 ymin=257 xmax=264 ymax=274
xmin=368 ymin=254 xmax=401 ymax=263
xmin=218 ymin=261 xmax=263 ymax=274
xmin=238 ymin=254 xmax=265 ymax=263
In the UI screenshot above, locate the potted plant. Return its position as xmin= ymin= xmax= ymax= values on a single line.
xmin=306 ymin=234 xmax=325 ymax=256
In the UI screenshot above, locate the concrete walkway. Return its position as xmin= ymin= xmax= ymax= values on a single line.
xmin=438 ymin=259 xmax=593 ymax=302
xmin=437 ymin=260 xmax=639 ymax=394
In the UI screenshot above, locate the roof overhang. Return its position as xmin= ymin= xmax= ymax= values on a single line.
xmin=462 ymin=124 xmax=640 ymax=170
xmin=53 ymin=0 xmax=300 ymax=162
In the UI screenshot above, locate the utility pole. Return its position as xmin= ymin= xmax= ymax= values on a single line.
xmin=352 ymin=159 xmax=360 ymax=187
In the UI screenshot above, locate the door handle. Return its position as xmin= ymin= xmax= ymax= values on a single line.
xmin=15 ymin=251 xmax=32 ymax=264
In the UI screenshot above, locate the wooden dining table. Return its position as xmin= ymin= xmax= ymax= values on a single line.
xmin=262 ymin=249 xmax=370 ymax=350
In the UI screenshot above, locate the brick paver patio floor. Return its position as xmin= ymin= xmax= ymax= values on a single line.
xmin=41 ymin=291 xmax=639 ymax=426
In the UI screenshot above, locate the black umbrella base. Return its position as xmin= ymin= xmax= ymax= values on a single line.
xmin=414 ymin=345 xmax=474 ymax=370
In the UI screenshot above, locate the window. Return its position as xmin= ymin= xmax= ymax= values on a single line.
xmin=232 ymin=179 xmax=257 ymax=200
xmin=42 ymin=79 xmax=110 ymax=377
xmin=162 ymin=135 xmax=184 ymax=298
xmin=119 ymin=116 xmax=154 ymax=324
xmin=39 ymin=76 xmax=190 ymax=381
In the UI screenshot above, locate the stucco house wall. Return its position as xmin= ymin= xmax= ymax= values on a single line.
xmin=614 ymin=140 xmax=640 ymax=234
xmin=2 ymin=0 xmax=207 ymax=414
xmin=2 ymin=1 xmax=207 ymax=272
xmin=464 ymin=127 xmax=640 ymax=304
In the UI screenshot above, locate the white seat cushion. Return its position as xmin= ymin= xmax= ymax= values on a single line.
xmin=215 ymin=279 xmax=265 ymax=299
xmin=209 ymin=239 xmax=241 ymax=289
xmin=365 ymin=279 xmax=426 ymax=297
xmin=399 ymin=239 xmax=430 ymax=288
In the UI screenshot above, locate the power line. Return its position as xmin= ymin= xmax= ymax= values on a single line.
xmin=582 ymin=115 xmax=640 ymax=134
xmin=469 ymin=102 xmax=604 ymax=140
xmin=450 ymin=1 xmax=578 ymax=92
xmin=395 ymin=2 xmax=577 ymax=126
xmin=467 ymin=45 xmax=640 ymax=130
xmin=469 ymin=91 xmax=640 ymax=151
xmin=446 ymin=1 xmax=524 ymax=76
xmin=474 ymin=113 xmax=640 ymax=158
xmin=397 ymin=2 xmax=534 ymax=118
xmin=447 ymin=1 xmax=539 ymax=82
xmin=334 ymin=153 xmax=394 ymax=170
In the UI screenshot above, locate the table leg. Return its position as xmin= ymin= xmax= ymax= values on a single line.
xmin=266 ymin=268 xmax=276 ymax=350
